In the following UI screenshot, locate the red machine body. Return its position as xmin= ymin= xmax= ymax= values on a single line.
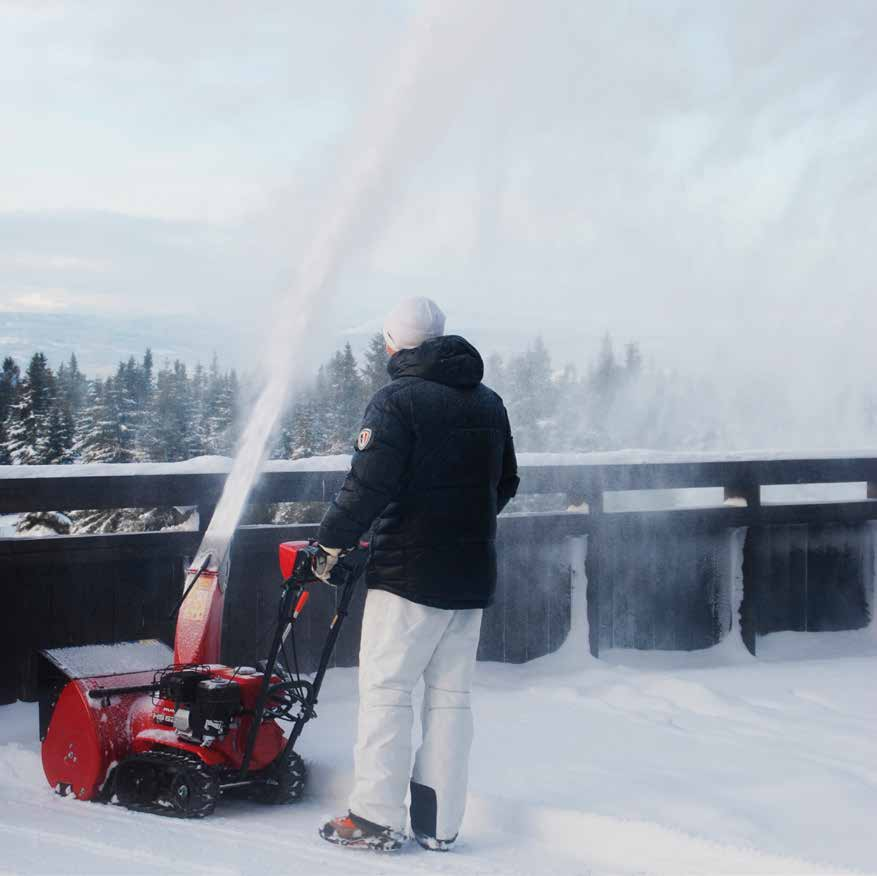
xmin=41 ymin=671 xmax=155 ymax=800
xmin=39 ymin=541 xmax=320 ymax=812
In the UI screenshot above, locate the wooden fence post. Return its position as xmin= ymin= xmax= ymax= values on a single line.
xmin=739 ymin=528 xmax=758 ymax=656
xmin=583 ymin=492 xmax=602 ymax=658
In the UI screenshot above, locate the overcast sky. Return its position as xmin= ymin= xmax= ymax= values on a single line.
xmin=1 ymin=0 xmax=876 ymax=377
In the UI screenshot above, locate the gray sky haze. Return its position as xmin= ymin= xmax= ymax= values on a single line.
xmin=2 ymin=1 xmax=876 ymax=387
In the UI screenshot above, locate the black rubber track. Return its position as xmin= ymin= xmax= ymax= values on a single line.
xmin=112 ymin=749 xmax=220 ymax=818
xmin=255 ymin=750 xmax=307 ymax=805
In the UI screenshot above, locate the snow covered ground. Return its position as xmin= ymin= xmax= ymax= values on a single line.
xmin=2 ymin=627 xmax=876 ymax=875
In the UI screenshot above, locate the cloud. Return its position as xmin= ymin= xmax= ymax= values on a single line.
xmin=0 ymin=253 xmax=109 ymax=272
xmin=0 ymin=286 xmax=119 ymax=314
xmin=0 ymin=1 xmax=400 ymax=223
xmin=0 ymin=209 xmax=273 ymax=319
xmin=0 ymin=291 xmax=69 ymax=313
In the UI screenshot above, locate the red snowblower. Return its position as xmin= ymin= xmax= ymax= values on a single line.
xmin=38 ymin=540 xmax=364 ymax=817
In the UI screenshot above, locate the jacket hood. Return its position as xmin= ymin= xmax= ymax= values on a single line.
xmin=388 ymin=335 xmax=484 ymax=388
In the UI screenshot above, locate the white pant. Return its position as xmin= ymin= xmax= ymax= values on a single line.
xmin=348 ymin=588 xmax=483 ymax=838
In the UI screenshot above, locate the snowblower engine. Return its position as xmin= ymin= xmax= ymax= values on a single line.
xmin=153 ymin=669 xmax=242 ymax=743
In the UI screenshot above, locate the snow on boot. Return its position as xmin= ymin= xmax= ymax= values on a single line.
xmin=319 ymin=813 xmax=404 ymax=851
xmin=414 ymin=832 xmax=455 ymax=852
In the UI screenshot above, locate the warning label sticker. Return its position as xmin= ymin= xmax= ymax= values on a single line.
xmin=182 ymin=578 xmax=214 ymax=622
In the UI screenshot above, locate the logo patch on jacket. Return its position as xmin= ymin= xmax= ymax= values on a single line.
xmin=356 ymin=428 xmax=374 ymax=451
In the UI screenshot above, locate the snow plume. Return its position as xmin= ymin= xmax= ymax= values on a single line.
xmin=203 ymin=1 xmax=508 ymax=547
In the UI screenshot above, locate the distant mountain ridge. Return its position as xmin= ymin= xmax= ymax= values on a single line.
xmin=0 ymin=311 xmax=258 ymax=376
xmin=0 ymin=310 xmax=608 ymax=377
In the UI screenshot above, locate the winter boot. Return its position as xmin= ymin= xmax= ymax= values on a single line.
xmin=318 ymin=812 xmax=405 ymax=851
xmin=413 ymin=832 xmax=456 ymax=852
xmin=410 ymin=781 xmax=459 ymax=851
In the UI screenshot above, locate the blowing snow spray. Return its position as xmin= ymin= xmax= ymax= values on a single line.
xmin=36 ymin=0 xmax=507 ymax=815
xmin=181 ymin=0 xmax=506 ymax=633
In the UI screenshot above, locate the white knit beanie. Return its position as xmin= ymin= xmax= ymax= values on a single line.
xmin=382 ymin=296 xmax=446 ymax=351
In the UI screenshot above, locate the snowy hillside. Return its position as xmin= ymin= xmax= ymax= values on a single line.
xmin=3 ymin=628 xmax=876 ymax=875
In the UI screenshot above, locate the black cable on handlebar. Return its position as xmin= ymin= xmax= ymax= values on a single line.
xmin=274 ymin=550 xmax=366 ymax=773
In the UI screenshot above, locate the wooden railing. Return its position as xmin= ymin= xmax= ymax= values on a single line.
xmin=1 ymin=453 xmax=875 ymax=704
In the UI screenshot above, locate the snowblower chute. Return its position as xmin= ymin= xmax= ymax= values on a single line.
xmin=38 ymin=541 xmax=365 ymax=816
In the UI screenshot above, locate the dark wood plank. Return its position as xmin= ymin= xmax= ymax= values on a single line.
xmin=673 ymin=526 xmax=698 ymax=651
xmin=477 ymin=537 xmax=506 ymax=662
xmin=547 ymin=537 xmax=573 ymax=655
xmin=761 ymin=526 xmax=803 ymax=633
xmin=652 ymin=525 xmax=679 ymax=651
xmin=787 ymin=525 xmax=808 ymax=632
xmin=608 ymin=518 xmax=636 ymax=649
xmin=739 ymin=528 xmax=758 ymax=655
xmin=713 ymin=530 xmax=734 ymax=642
xmin=590 ymin=521 xmax=613 ymax=653
xmin=634 ymin=522 xmax=658 ymax=650
xmin=693 ymin=530 xmax=721 ymax=650
xmin=584 ymin=529 xmax=604 ymax=657
xmin=806 ymin=524 xmax=869 ymax=632
xmin=49 ymin=563 xmax=83 ymax=647
xmin=79 ymin=560 xmax=117 ymax=647
xmin=748 ymin=527 xmax=771 ymax=637
xmin=1 ymin=562 xmax=22 ymax=703
xmin=502 ymin=537 xmax=530 ymax=664
xmin=222 ymin=545 xmax=266 ymax=668
xmin=526 ymin=536 xmax=552 ymax=661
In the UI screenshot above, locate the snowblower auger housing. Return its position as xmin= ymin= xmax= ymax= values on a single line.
xmin=39 ymin=540 xmax=366 ymax=817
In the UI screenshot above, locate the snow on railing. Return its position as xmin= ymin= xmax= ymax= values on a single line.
xmin=3 ymin=447 xmax=877 ymax=480
xmin=0 ymin=455 xmax=350 ymax=479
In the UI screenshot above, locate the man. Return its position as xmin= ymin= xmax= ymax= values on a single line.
xmin=314 ymin=296 xmax=519 ymax=852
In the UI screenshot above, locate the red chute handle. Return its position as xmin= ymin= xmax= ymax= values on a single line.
xmin=293 ymin=590 xmax=310 ymax=619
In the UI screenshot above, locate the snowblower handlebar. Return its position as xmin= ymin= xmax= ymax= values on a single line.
xmin=278 ymin=540 xmax=368 ymax=589
xmin=238 ymin=541 xmax=367 ymax=779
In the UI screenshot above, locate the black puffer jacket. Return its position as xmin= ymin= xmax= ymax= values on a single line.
xmin=317 ymin=335 xmax=519 ymax=609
